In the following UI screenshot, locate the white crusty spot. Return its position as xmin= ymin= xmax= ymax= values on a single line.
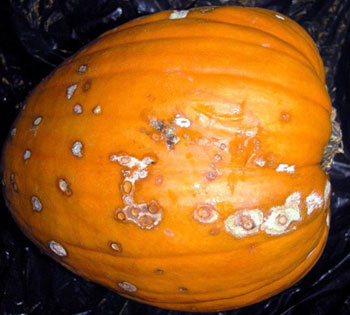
xmin=77 ymin=64 xmax=88 ymax=73
xmin=261 ymin=192 xmax=301 ymax=235
xmin=285 ymin=192 xmax=301 ymax=208
xmin=66 ymin=84 xmax=78 ymax=100
xmin=306 ymin=192 xmax=324 ymax=215
xmin=74 ymin=104 xmax=83 ymax=114
xmin=110 ymin=155 xmax=154 ymax=184
xmin=276 ymin=164 xmax=295 ymax=174
xmin=72 ymin=141 xmax=83 ymax=157
xmin=275 ymin=14 xmax=285 ymax=20
xmin=261 ymin=43 xmax=271 ymax=48
xmin=118 ymin=281 xmax=137 ymax=292
xmin=92 ymin=105 xmax=102 ymax=115
xmin=33 ymin=116 xmax=42 ymax=126
xmin=49 ymin=240 xmax=68 ymax=257
xmin=324 ymin=180 xmax=331 ymax=206
xmin=262 ymin=206 xmax=301 ymax=235
xmin=174 ymin=114 xmax=191 ymax=128
xmin=169 ymin=10 xmax=189 ymax=19
xmin=225 ymin=209 xmax=264 ymax=238
xmin=23 ymin=149 xmax=31 ymax=161
xmin=11 ymin=128 xmax=17 ymax=137
xmin=31 ymin=196 xmax=42 ymax=212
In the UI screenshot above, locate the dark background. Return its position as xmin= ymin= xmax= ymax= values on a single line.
xmin=1 ymin=1 xmax=350 ymax=314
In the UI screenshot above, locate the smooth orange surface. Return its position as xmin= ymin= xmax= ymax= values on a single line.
xmin=1 ymin=6 xmax=331 ymax=312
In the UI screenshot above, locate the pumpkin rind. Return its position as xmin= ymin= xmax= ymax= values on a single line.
xmin=1 ymin=6 xmax=331 ymax=312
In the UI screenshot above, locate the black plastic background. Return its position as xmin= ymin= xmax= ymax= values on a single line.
xmin=1 ymin=1 xmax=350 ymax=314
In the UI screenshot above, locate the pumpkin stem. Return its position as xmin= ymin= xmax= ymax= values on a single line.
xmin=321 ymin=107 xmax=344 ymax=172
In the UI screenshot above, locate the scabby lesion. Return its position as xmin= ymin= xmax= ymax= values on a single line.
xmin=110 ymin=153 xmax=162 ymax=230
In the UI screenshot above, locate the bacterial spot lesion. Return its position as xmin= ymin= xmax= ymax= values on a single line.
xmin=110 ymin=153 xmax=162 ymax=230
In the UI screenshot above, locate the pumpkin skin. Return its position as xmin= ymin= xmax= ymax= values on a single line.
xmin=1 ymin=5 xmax=332 ymax=313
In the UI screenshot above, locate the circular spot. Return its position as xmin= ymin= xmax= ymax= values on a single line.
xmin=138 ymin=215 xmax=154 ymax=228
xmin=240 ymin=215 xmax=256 ymax=230
xmin=148 ymin=200 xmax=160 ymax=214
xmin=280 ymin=111 xmax=291 ymax=122
xmin=72 ymin=141 xmax=83 ymax=157
xmin=49 ymin=240 xmax=68 ymax=257
xmin=277 ymin=214 xmax=288 ymax=225
xmin=73 ymin=104 xmax=83 ymax=114
xmin=115 ymin=210 xmax=126 ymax=221
xmin=179 ymin=287 xmax=188 ymax=293
xmin=206 ymin=171 xmax=217 ymax=181
xmin=194 ymin=204 xmax=218 ymax=224
xmin=152 ymin=133 xmax=160 ymax=141
xmin=155 ymin=175 xmax=163 ymax=185
xmin=121 ymin=181 xmax=133 ymax=194
xmin=214 ymin=154 xmax=222 ymax=161
xmin=82 ymin=80 xmax=91 ymax=92
xmin=118 ymin=281 xmax=137 ymax=292
xmin=110 ymin=241 xmax=122 ymax=253
xmin=92 ymin=105 xmax=101 ymax=115
xmin=154 ymin=269 xmax=164 ymax=275
xmin=77 ymin=64 xmax=88 ymax=73
xmin=23 ymin=149 xmax=31 ymax=162
xmin=58 ymin=178 xmax=72 ymax=196
xmin=31 ymin=196 xmax=42 ymax=212
xmin=33 ymin=116 xmax=43 ymax=126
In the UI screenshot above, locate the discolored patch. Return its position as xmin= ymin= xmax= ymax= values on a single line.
xmin=82 ymin=80 xmax=91 ymax=92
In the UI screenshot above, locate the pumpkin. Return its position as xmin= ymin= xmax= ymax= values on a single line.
xmin=1 ymin=6 xmax=332 ymax=312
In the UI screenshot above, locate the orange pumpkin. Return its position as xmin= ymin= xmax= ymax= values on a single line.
xmin=1 ymin=6 xmax=332 ymax=312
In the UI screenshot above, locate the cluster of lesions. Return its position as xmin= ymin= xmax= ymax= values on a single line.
xmin=223 ymin=183 xmax=331 ymax=238
xmin=141 ymin=113 xmax=191 ymax=150
xmin=110 ymin=153 xmax=163 ymax=230
xmin=66 ymin=63 xmax=102 ymax=116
